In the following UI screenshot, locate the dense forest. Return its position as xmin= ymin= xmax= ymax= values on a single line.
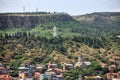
xmin=0 ymin=12 xmax=120 ymax=68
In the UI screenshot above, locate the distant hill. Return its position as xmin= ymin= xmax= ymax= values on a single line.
xmin=73 ymin=12 xmax=120 ymax=35
xmin=0 ymin=12 xmax=120 ymax=36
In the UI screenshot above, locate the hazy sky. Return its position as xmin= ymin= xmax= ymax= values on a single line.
xmin=0 ymin=0 xmax=120 ymax=15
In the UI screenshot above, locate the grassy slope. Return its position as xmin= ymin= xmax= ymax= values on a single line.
xmin=1 ymin=36 xmax=119 ymax=65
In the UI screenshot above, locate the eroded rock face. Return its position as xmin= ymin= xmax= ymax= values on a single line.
xmin=0 ymin=13 xmax=73 ymax=29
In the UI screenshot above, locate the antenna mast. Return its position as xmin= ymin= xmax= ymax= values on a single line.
xmin=36 ymin=7 xmax=38 ymax=12
xmin=23 ymin=5 xmax=25 ymax=12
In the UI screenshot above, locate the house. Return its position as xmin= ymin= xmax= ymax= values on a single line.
xmin=46 ymin=68 xmax=57 ymax=80
xmin=105 ymin=65 xmax=120 ymax=80
xmin=35 ymin=64 xmax=44 ymax=72
xmin=0 ymin=63 xmax=11 ymax=80
xmin=114 ymin=58 xmax=120 ymax=68
xmin=62 ymin=63 xmax=74 ymax=70
xmin=40 ymin=73 xmax=48 ymax=80
xmin=36 ymin=66 xmax=43 ymax=73
xmin=10 ymin=77 xmax=19 ymax=80
xmin=46 ymin=68 xmax=66 ymax=80
xmin=0 ymin=74 xmax=11 ymax=80
xmin=46 ymin=71 xmax=55 ymax=80
xmin=34 ymin=71 xmax=41 ymax=80
xmin=19 ymin=72 xmax=26 ymax=79
xmin=106 ymin=73 xmax=120 ymax=80
xmin=0 ymin=66 xmax=8 ymax=74
xmin=19 ymin=71 xmax=33 ymax=80
xmin=18 ymin=66 xmax=32 ymax=79
xmin=46 ymin=63 xmax=58 ymax=69
xmin=109 ymin=65 xmax=116 ymax=73
xmin=46 ymin=62 xmax=58 ymax=69
xmin=0 ymin=63 xmax=9 ymax=74
xmin=100 ymin=62 xmax=107 ymax=68
xmin=22 ymin=61 xmax=31 ymax=67
xmin=18 ymin=66 xmax=29 ymax=73
xmin=53 ymin=68 xmax=67 ymax=75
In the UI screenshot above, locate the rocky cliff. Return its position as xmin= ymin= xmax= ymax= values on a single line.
xmin=0 ymin=13 xmax=73 ymax=29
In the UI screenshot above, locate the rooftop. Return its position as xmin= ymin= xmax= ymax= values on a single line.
xmin=84 ymin=76 xmax=102 ymax=79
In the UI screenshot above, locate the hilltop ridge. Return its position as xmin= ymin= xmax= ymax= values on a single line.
xmin=73 ymin=12 xmax=120 ymax=31
xmin=0 ymin=12 xmax=74 ymax=29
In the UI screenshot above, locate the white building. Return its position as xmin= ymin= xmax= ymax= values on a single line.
xmin=53 ymin=26 xmax=57 ymax=37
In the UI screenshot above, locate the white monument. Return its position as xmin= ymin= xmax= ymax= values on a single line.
xmin=53 ymin=26 xmax=57 ymax=37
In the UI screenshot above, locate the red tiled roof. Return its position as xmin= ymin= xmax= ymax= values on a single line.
xmin=84 ymin=76 xmax=102 ymax=79
xmin=106 ymin=73 xmax=120 ymax=79
xmin=0 ymin=67 xmax=6 ymax=70
xmin=109 ymin=65 xmax=116 ymax=70
xmin=100 ymin=62 xmax=107 ymax=67
xmin=34 ymin=72 xmax=41 ymax=78
xmin=0 ymin=74 xmax=11 ymax=80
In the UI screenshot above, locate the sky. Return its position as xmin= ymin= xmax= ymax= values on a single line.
xmin=0 ymin=0 xmax=120 ymax=15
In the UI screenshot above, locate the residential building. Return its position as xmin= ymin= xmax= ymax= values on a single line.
xmin=105 ymin=65 xmax=120 ymax=80
xmin=18 ymin=66 xmax=32 ymax=79
xmin=62 ymin=63 xmax=74 ymax=70
xmin=46 ymin=62 xmax=58 ymax=69
xmin=0 ymin=63 xmax=11 ymax=80
xmin=106 ymin=73 xmax=120 ymax=80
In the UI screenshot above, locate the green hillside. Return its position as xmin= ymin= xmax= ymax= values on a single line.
xmin=0 ymin=12 xmax=120 ymax=67
xmin=73 ymin=12 xmax=120 ymax=36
